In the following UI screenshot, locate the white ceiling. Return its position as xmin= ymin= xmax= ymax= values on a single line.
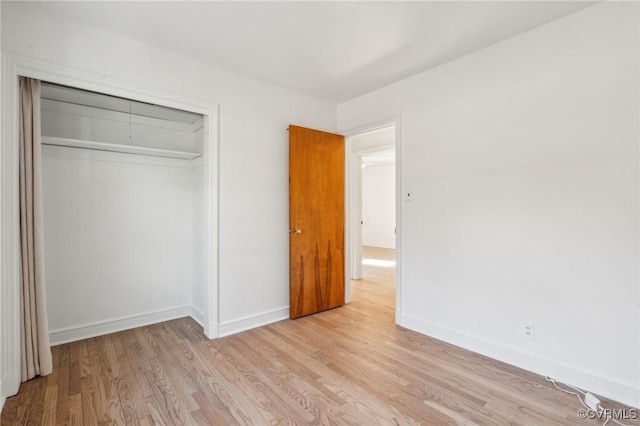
xmin=35 ymin=1 xmax=595 ymax=103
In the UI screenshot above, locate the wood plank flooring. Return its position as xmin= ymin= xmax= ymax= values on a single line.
xmin=2 ymin=247 xmax=637 ymax=425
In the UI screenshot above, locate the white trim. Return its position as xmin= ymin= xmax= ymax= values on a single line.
xmin=218 ymin=307 xmax=289 ymax=338
xmin=204 ymin=102 xmax=220 ymax=340
xmin=207 ymin=321 xmax=220 ymax=339
xmin=341 ymin=119 xmax=400 ymax=139
xmin=346 ymin=144 xmax=362 ymax=284
xmin=398 ymin=314 xmax=640 ymax=409
xmin=1 ymin=53 xmax=22 ymax=401
xmin=393 ymin=121 xmax=402 ymax=320
xmin=49 ymin=306 xmax=192 ymax=346
xmin=343 ymin=136 xmax=357 ymax=303
xmin=5 ymin=54 xmax=214 ymax=115
xmin=1 ymin=53 xmax=221 ymax=402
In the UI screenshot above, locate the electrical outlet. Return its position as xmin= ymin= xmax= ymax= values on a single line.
xmin=524 ymin=322 xmax=535 ymax=340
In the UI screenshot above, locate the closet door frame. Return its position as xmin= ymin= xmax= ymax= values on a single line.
xmin=1 ymin=53 xmax=220 ymax=400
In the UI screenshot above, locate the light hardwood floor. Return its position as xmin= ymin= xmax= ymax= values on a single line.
xmin=2 ymin=247 xmax=637 ymax=425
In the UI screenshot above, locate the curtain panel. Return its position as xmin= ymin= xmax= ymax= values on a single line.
xmin=19 ymin=76 xmax=53 ymax=381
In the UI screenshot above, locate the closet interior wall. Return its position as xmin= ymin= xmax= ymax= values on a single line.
xmin=40 ymin=86 xmax=206 ymax=344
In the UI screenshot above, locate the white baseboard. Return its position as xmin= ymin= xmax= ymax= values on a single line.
xmin=189 ymin=307 xmax=219 ymax=339
xmin=0 ymin=378 xmax=4 ymax=413
xmin=219 ymin=307 xmax=289 ymax=338
xmin=190 ymin=306 xmax=205 ymax=328
xmin=49 ymin=306 xmax=192 ymax=346
xmin=205 ymin=321 xmax=219 ymax=339
xmin=398 ymin=314 xmax=640 ymax=409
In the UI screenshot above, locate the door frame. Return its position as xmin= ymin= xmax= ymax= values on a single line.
xmin=343 ymin=117 xmax=401 ymax=320
xmin=1 ymin=53 xmax=220 ymax=400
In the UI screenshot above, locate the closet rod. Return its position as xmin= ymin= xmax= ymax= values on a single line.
xmin=42 ymin=136 xmax=202 ymax=160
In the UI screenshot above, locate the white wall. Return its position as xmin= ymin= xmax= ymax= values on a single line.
xmin=362 ymin=163 xmax=396 ymax=249
xmin=1 ymin=0 xmax=336 ymax=401
xmin=339 ymin=2 xmax=639 ymax=407
xmin=42 ymin=146 xmax=195 ymax=343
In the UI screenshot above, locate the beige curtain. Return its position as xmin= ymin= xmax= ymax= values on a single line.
xmin=19 ymin=77 xmax=52 ymax=381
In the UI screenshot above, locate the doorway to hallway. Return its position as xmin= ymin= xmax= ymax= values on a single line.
xmin=345 ymin=123 xmax=398 ymax=313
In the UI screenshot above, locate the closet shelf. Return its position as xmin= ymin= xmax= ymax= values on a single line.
xmin=41 ymin=136 xmax=202 ymax=160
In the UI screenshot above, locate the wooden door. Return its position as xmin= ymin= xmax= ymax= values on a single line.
xmin=289 ymin=125 xmax=345 ymax=319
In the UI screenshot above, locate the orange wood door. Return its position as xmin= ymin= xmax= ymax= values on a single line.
xmin=289 ymin=125 xmax=345 ymax=319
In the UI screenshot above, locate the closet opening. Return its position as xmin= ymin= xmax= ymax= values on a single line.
xmin=39 ymin=82 xmax=211 ymax=344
